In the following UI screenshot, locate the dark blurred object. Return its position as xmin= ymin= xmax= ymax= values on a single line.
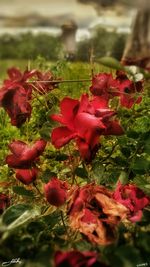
xmin=121 ymin=0 xmax=150 ymax=71
xmin=77 ymin=0 xmax=136 ymax=9
xmin=61 ymin=21 xmax=77 ymax=61
xmin=0 ymin=193 xmax=10 ymax=214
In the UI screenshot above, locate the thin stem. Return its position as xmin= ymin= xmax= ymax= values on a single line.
xmin=33 ymin=182 xmax=43 ymax=197
xmin=67 ymin=146 xmax=77 ymax=185
xmin=27 ymin=79 xmax=92 ymax=84
xmin=60 ymin=210 xmax=68 ymax=235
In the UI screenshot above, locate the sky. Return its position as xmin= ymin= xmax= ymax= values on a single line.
xmin=0 ymin=0 xmax=135 ymax=24
xmin=0 ymin=0 xmax=136 ymax=40
xmin=0 ymin=0 xmax=96 ymax=20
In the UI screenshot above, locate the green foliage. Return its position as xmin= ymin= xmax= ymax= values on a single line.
xmin=0 ymin=59 xmax=150 ymax=267
xmin=77 ymin=27 xmax=127 ymax=62
xmin=0 ymin=27 xmax=127 ymax=62
xmin=2 ymin=204 xmax=40 ymax=227
xmin=12 ymin=186 xmax=35 ymax=197
xmin=98 ymin=56 xmax=124 ymax=70
xmin=0 ymin=33 xmax=62 ymax=60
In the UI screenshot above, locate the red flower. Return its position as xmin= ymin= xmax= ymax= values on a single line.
xmin=55 ymin=250 xmax=104 ymax=267
xmin=15 ymin=168 xmax=38 ymax=185
xmin=6 ymin=139 xmax=47 ymax=169
xmin=90 ymin=73 xmax=119 ymax=100
xmin=51 ymin=94 xmax=123 ymax=162
xmin=113 ymin=181 xmax=150 ymax=222
xmin=90 ymin=71 xmax=144 ymax=109
xmin=44 ymin=178 xmax=68 ymax=207
xmin=0 ymin=84 xmax=33 ymax=127
xmin=68 ymin=183 xmax=128 ymax=245
xmin=4 ymin=67 xmax=36 ymax=85
xmin=0 ymin=68 xmax=37 ymax=127
xmin=116 ymin=71 xmax=143 ymax=109
xmin=0 ymin=193 xmax=10 ymax=214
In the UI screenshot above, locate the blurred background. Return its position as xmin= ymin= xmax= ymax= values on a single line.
xmin=0 ymin=0 xmax=149 ymax=66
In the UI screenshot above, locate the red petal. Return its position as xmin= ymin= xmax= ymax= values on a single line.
xmin=6 ymin=155 xmax=24 ymax=168
xmin=23 ymin=69 xmax=37 ymax=81
xmin=55 ymin=250 xmax=98 ymax=267
xmin=129 ymin=210 xmax=143 ymax=222
xmin=7 ymin=67 xmax=22 ymax=81
xmin=76 ymin=138 xmax=90 ymax=161
xmin=60 ymin=97 xmax=79 ymax=130
xmin=120 ymin=94 xmax=142 ymax=109
xmin=90 ymin=73 xmax=119 ymax=97
xmin=91 ymin=96 xmax=109 ymax=109
xmin=74 ymin=112 xmax=105 ymax=144
xmin=77 ymin=94 xmax=89 ymax=113
xmin=7 ymin=139 xmax=46 ymax=167
xmin=44 ymin=178 xmax=67 ymax=207
xmin=19 ymin=139 xmax=46 ymax=162
xmin=81 ymin=208 xmax=97 ymax=223
xmin=32 ymin=139 xmax=47 ymax=156
xmin=76 ymin=138 xmax=99 ymax=162
xmin=8 ymin=140 xmax=27 ymax=156
xmin=51 ymin=127 xmax=76 ymax=148
xmin=103 ymin=120 xmax=124 ymax=135
xmin=15 ymin=168 xmax=38 ymax=185
xmin=51 ymin=114 xmax=65 ymax=124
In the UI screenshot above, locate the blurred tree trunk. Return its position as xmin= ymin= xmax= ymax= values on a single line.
xmin=121 ymin=0 xmax=150 ymax=70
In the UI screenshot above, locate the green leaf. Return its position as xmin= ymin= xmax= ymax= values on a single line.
xmin=27 ymin=220 xmax=46 ymax=235
xmin=55 ymin=153 xmax=68 ymax=161
xmin=42 ymin=210 xmax=60 ymax=228
xmin=134 ymin=176 xmax=150 ymax=196
xmin=98 ymin=57 xmax=124 ymax=70
xmin=131 ymin=156 xmax=150 ymax=174
xmin=118 ymin=171 xmax=128 ymax=184
xmin=39 ymin=120 xmax=58 ymax=141
xmin=136 ymin=231 xmax=150 ymax=253
xmin=126 ymin=130 xmax=140 ymax=139
xmin=2 ymin=204 xmax=32 ymax=225
xmin=2 ymin=204 xmax=40 ymax=230
xmin=54 ymin=225 xmax=66 ymax=236
xmin=12 ymin=186 xmax=34 ymax=197
xmin=132 ymin=116 xmax=150 ymax=134
xmin=144 ymin=135 xmax=150 ymax=154
xmin=74 ymin=167 xmax=88 ymax=179
xmin=74 ymin=239 xmax=92 ymax=251
xmin=103 ymin=244 xmax=142 ymax=267
xmin=115 ymin=245 xmax=142 ymax=267
xmin=120 ymin=147 xmax=131 ymax=158
xmin=92 ymin=162 xmax=105 ymax=184
xmin=40 ymin=169 xmax=56 ymax=183
xmin=112 ymin=156 xmax=127 ymax=167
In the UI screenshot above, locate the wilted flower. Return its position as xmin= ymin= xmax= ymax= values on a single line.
xmin=51 ymin=94 xmax=123 ymax=162
xmin=116 ymin=70 xmax=143 ymax=109
xmin=113 ymin=181 xmax=150 ymax=222
xmin=54 ymin=250 xmax=105 ymax=267
xmin=44 ymin=178 xmax=68 ymax=207
xmin=0 ymin=67 xmax=37 ymax=127
xmin=90 ymin=71 xmax=143 ymax=109
xmin=15 ymin=168 xmax=38 ymax=185
xmin=34 ymin=70 xmax=59 ymax=94
xmin=0 ymin=193 xmax=10 ymax=214
xmin=68 ymin=183 xmax=128 ymax=245
xmin=90 ymin=73 xmax=119 ymax=100
xmin=6 ymin=139 xmax=46 ymax=169
xmin=4 ymin=67 xmax=36 ymax=86
xmin=0 ymin=67 xmax=58 ymax=127
xmin=0 ymin=84 xmax=32 ymax=127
